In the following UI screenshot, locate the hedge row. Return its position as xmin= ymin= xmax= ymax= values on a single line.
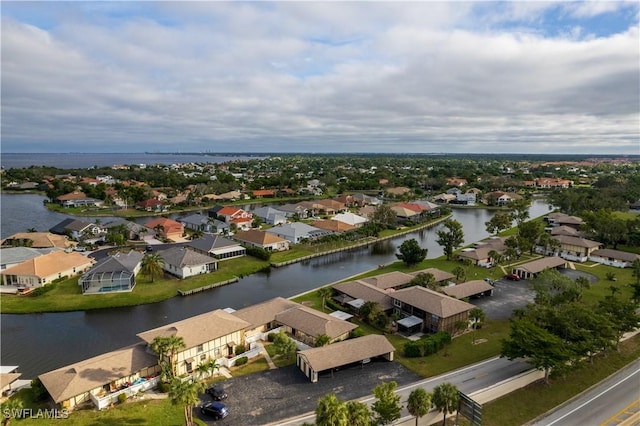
xmin=403 ymin=332 xmax=451 ymax=357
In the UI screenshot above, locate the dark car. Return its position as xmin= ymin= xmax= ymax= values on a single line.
xmin=201 ymin=401 xmax=229 ymax=420
xmin=504 ymin=273 xmax=521 ymax=281
xmin=206 ymin=384 xmax=228 ymax=401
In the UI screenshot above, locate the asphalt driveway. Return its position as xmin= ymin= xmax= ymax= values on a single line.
xmin=195 ymin=360 xmax=422 ymax=425
xmin=471 ymin=278 xmax=535 ymax=320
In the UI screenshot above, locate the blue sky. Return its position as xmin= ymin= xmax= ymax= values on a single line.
xmin=1 ymin=1 xmax=638 ymax=154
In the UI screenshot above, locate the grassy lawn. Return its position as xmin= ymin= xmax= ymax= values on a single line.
xmin=264 ymin=343 xmax=297 ymax=368
xmin=229 ymin=358 xmax=270 ymax=376
xmin=0 ymin=256 xmax=269 ymax=314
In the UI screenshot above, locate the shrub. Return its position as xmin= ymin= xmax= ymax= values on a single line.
xmin=235 ymin=344 xmax=247 ymax=355
xmin=403 ymin=341 xmax=424 ymax=357
xmin=30 ymin=378 xmax=48 ymax=401
xmin=234 ymin=356 xmax=248 ymax=366
xmin=29 ymin=285 xmax=55 ymax=297
xmin=245 ymin=246 xmax=271 ymax=261
xmin=117 ymin=393 xmax=127 ymax=404
xmin=157 ymin=381 xmax=171 ymax=393
xmin=350 ymin=328 xmax=365 ymax=339
xmin=403 ymin=332 xmax=452 ymax=358
xmin=267 ymin=332 xmax=277 ymax=342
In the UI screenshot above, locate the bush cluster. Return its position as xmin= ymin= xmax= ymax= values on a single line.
xmin=245 ymin=246 xmax=271 ymax=261
xmin=403 ymin=332 xmax=451 ymax=358
xmin=235 ymin=344 xmax=247 ymax=355
xmin=234 ymin=356 xmax=248 ymax=366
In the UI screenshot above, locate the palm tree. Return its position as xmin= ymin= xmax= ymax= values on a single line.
xmin=141 ymin=253 xmax=165 ymax=283
xmin=469 ymin=307 xmax=486 ymax=345
xmin=452 ymin=266 xmax=466 ymax=283
xmin=317 ymin=286 xmax=333 ymax=312
xmin=189 ymin=229 xmax=204 ymax=240
xmin=1 ymin=397 xmax=24 ymax=426
xmin=195 ymin=358 xmax=220 ymax=379
xmin=151 ymin=335 xmax=186 ymax=380
xmin=432 ymin=382 xmax=460 ymax=426
xmin=316 ymin=393 xmax=348 ymax=426
xmin=169 ymin=376 xmax=205 ymax=426
xmin=407 ymin=388 xmax=432 ymax=426
xmin=314 ymin=334 xmax=331 ymax=347
xmin=345 ymin=400 xmax=372 ymax=426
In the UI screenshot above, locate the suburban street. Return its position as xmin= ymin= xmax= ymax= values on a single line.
xmin=275 ymin=356 xmax=534 ymax=426
xmin=530 ymin=359 xmax=640 ymax=426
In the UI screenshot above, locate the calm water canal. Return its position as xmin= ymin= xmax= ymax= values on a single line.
xmin=0 ymin=194 xmax=551 ymax=378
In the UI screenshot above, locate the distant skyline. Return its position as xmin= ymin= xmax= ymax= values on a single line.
xmin=2 ymin=1 xmax=639 ymax=154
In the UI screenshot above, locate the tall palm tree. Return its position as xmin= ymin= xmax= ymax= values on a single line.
xmin=432 ymin=382 xmax=459 ymax=426
xmin=407 ymin=388 xmax=432 ymax=426
xmin=196 ymin=358 xmax=220 ymax=379
xmin=141 ymin=253 xmax=165 ymax=283
xmin=317 ymin=286 xmax=333 ymax=312
xmin=169 ymin=376 xmax=205 ymax=426
xmin=150 ymin=335 xmax=186 ymax=380
xmin=316 ymin=393 xmax=348 ymax=426
xmin=469 ymin=307 xmax=486 ymax=345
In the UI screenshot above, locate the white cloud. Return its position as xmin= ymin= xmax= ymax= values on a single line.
xmin=1 ymin=2 xmax=638 ymax=154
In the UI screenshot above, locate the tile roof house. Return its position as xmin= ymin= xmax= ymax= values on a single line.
xmin=144 ymin=217 xmax=184 ymax=242
xmin=232 ymin=297 xmax=302 ymax=345
xmin=188 ymin=234 xmax=246 ymax=260
xmin=332 ymin=280 xmax=394 ymax=311
xmin=311 ymin=219 xmax=355 ymax=234
xmin=297 ymin=335 xmax=394 ymax=383
xmin=137 ymin=309 xmax=251 ymax=376
xmin=233 ymin=230 xmax=290 ymax=251
xmin=0 ymin=247 xmax=63 ymax=270
xmin=55 ymin=191 xmax=104 ymax=208
xmin=252 ymin=189 xmax=275 ymax=198
xmin=391 ymin=286 xmax=475 ymax=334
xmin=550 ymin=235 xmax=602 ymax=262
xmin=179 ymin=213 xmax=230 ymax=235
xmin=156 ymin=246 xmax=218 ymax=279
xmin=265 ymin=222 xmax=331 ymax=244
xmin=135 ymin=199 xmax=167 ymax=212
xmin=0 ymin=251 xmax=95 ymax=287
xmin=589 ymin=249 xmax=640 ymax=269
xmin=0 ymin=232 xmax=73 ymax=249
xmin=331 ymin=212 xmax=368 ymax=227
xmin=359 ymin=271 xmax=415 ymax=290
xmin=78 ymin=250 xmax=144 ymax=294
xmin=274 ymin=203 xmax=309 ymax=219
xmin=409 ymin=268 xmax=455 ymax=284
xmin=38 ymin=342 xmax=161 ymax=410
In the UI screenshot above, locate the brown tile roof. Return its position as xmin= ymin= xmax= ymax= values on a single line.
xmin=39 ymin=343 xmax=158 ymax=403
xmin=392 ymin=286 xmax=474 ymax=318
xmin=553 ymin=235 xmax=601 ymax=248
xmin=56 ymin=191 xmax=87 ymax=201
xmin=0 ymin=251 xmax=94 ymax=278
xmin=144 ymin=217 xmax=184 ymax=234
xmin=410 ymin=268 xmax=455 ymax=283
xmin=442 ymin=280 xmax=495 ymax=299
xmin=590 ymin=249 xmax=640 ymax=263
xmin=275 ymin=306 xmax=357 ymax=339
xmin=458 ymin=246 xmax=493 ymax=261
xmin=513 ymin=257 xmax=567 ymax=274
xmin=0 ymin=373 xmax=21 ymax=389
xmin=234 ymin=230 xmax=288 ymax=246
xmin=310 ymin=220 xmax=355 ymax=233
xmin=137 ymin=309 xmax=251 ymax=349
xmin=1 ymin=232 xmax=73 ymax=249
xmin=298 ymin=335 xmax=394 ymax=372
xmin=332 ymin=280 xmax=393 ymax=310
xmin=360 ymin=271 xmax=415 ymax=290
xmin=316 ymin=199 xmax=345 ymax=210
xmin=232 ymin=297 xmax=301 ymax=327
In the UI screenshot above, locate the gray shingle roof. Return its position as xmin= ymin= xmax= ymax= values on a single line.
xmin=188 ymin=234 xmax=240 ymax=252
xmin=157 ymin=246 xmax=217 ymax=268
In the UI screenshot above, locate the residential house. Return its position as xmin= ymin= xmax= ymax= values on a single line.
xmin=216 ymin=206 xmax=253 ymax=231
xmin=352 ymin=193 xmax=382 ymax=206
xmin=442 ymin=280 xmax=494 ymax=299
xmin=1 ymin=251 xmax=94 ymax=287
xmin=55 ymin=191 xmax=104 ymax=208
xmin=545 ymin=213 xmax=584 ymax=230
xmin=447 ymin=177 xmax=468 ymax=187
xmin=0 ymin=247 xmax=62 ymax=270
xmin=274 ymin=305 xmax=357 ymax=346
xmin=232 ymin=297 xmax=301 ymax=345
xmin=409 ymin=268 xmax=455 ymax=285
xmin=359 ymin=271 xmax=415 ymax=290
xmin=298 ymin=201 xmax=334 ymax=216
xmin=483 ymin=191 xmax=522 ymax=206
xmin=433 ymin=193 xmax=456 ymax=204
xmin=252 ymin=207 xmax=287 ymax=226
xmin=550 ymin=225 xmax=581 ymax=237
xmin=156 ymin=247 xmax=218 ymax=279
xmin=0 ymin=232 xmax=73 ymax=249
xmin=188 ymin=234 xmax=246 ymax=260
xmin=316 ymin=199 xmax=347 ymax=214
xmin=296 ymin=335 xmax=394 ymax=383
xmin=385 ymin=187 xmax=411 ymax=197
xmin=179 ymin=214 xmax=229 ymax=235
xmin=251 ymin=189 xmax=275 ymax=198
xmin=454 ymin=192 xmax=476 ymax=206
xmin=589 ymin=249 xmax=640 ymax=268
xmin=332 ymin=212 xmax=368 ymax=228
xmin=332 ymin=280 xmax=394 ymax=312
xmin=311 ymin=220 xmax=354 ymax=234
xmin=511 ymin=257 xmax=567 ymax=280
xmin=135 ymin=199 xmax=167 ymax=213
xmin=144 ymin=217 xmax=184 ymax=242
xmin=273 ymin=203 xmax=309 ymax=219
xmin=547 ymin=235 xmax=602 ymax=262
xmin=390 ymin=204 xmax=421 ymax=222
xmin=38 ymin=343 xmax=161 ymax=410
xmin=535 ymin=178 xmax=573 ymax=188
xmin=265 ymin=222 xmax=331 ymax=244
xmin=358 ymin=205 xmax=377 ymax=220
xmin=391 ymin=286 xmax=475 ymax=335
xmin=202 ymin=190 xmax=243 ymax=201
xmin=137 ymin=309 xmax=251 ymax=376
xmin=49 ymin=219 xmax=104 ymax=241
xmin=79 ymin=250 xmax=144 ymax=294
xmin=0 ymin=366 xmax=23 ymax=397
xmin=103 ymin=219 xmax=151 ymax=240
xmin=233 ymin=230 xmax=290 ymax=251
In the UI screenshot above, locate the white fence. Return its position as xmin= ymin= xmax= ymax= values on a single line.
xmin=90 ymin=376 xmax=160 ymax=410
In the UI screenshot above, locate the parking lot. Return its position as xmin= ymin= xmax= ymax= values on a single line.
xmin=195 ymin=359 xmax=422 ymax=425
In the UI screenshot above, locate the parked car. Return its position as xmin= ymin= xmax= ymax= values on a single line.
xmin=201 ymin=401 xmax=229 ymax=420
xmin=206 ymin=384 xmax=228 ymax=401
xmin=484 ymin=278 xmax=495 ymax=285
xmin=504 ymin=273 xmax=520 ymax=281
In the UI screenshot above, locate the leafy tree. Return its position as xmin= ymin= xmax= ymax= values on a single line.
xmin=632 ymin=259 xmax=640 ymax=286
xmin=407 ymin=388 xmax=432 ymax=426
xmin=469 ymin=307 xmax=485 ymax=345
xmin=396 ymin=239 xmax=428 ymax=267
xmin=316 ymin=393 xmax=348 ymax=426
xmin=150 ymin=335 xmax=186 ymax=380
xmin=436 ymin=219 xmax=464 ymax=260
xmin=30 ymin=378 xmax=49 ymax=401
xmin=501 ymin=317 xmax=571 ymax=384
xmin=488 ymin=249 xmax=503 ymax=267
xmin=531 ymin=269 xmax=584 ymax=305
xmin=452 ymin=266 xmax=466 ymax=283
xmin=273 ymin=330 xmax=297 ymax=359
xmin=409 ymin=272 xmax=437 ymax=290
xmin=140 ymin=253 xmax=165 ymax=283
xmin=315 ymin=334 xmax=331 ymax=347
xmin=598 ymin=296 xmax=640 ymax=350
xmin=317 ymin=286 xmax=333 ymax=312
xmin=509 ymin=198 xmax=531 ymax=228
xmin=169 ymin=376 xmax=205 ymax=426
xmin=432 ymin=382 xmax=459 ymax=426
xmin=369 ymin=204 xmax=397 ymax=229
xmin=345 ymin=401 xmax=372 ymax=426
xmin=518 ymin=220 xmax=543 ymax=255
xmin=371 ymin=381 xmax=402 ymax=426
xmin=485 ymin=211 xmax=512 ymax=235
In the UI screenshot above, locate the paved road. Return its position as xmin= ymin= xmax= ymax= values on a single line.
xmin=276 ymin=356 xmax=533 ymax=426
xmin=530 ymin=359 xmax=640 ymax=426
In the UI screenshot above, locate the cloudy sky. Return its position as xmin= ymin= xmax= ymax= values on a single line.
xmin=2 ymin=1 xmax=639 ymax=154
